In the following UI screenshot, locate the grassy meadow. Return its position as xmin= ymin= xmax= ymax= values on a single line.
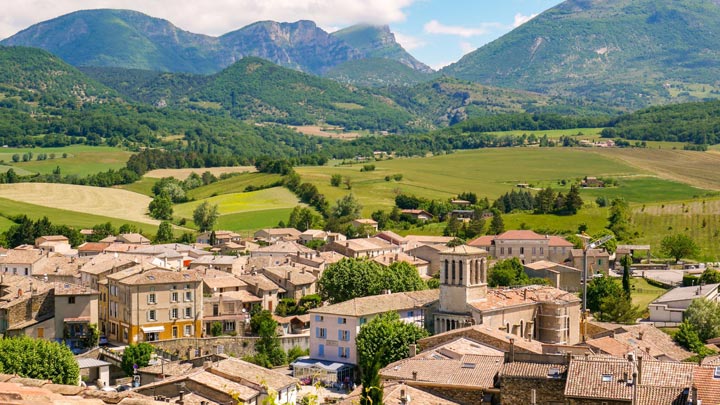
xmin=0 ymin=145 xmax=132 ymax=176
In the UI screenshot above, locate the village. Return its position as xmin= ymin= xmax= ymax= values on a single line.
xmin=0 ymin=222 xmax=718 ymax=404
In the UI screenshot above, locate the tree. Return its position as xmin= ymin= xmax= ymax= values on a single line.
xmin=0 ymin=336 xmax=79 ymax=384
xmin=193 ymin=201 xmax=219 ymax=232
xmin=148 ymin=194 xmax=173 ymax=220
xmin=674 ymin=320 xmax=714 ymax=357
xmin=287 ymin=206 xmax=324 ymax=232
xmin=356 ymin=312 xmax=429 ymax=372
xmin=89 ymin=222 xmax=116 ymax=242
xmin=331 ymin=194 xmax=362 ymax=221
xmin=330 ymin=174 xmax=342 ymax=187
xmin=118 ymin=224 xmax=139 ymax=234
xmin=534 ymin=187 xmax=556 ymax=214
xmin=385 ymin=261 xmax=428 ymax=293
xmin=155 ymin=221 xmax=174 ymax=243
xmin=597 ymin=294 xmax=640 ymax=324
xmin=248 ymin=310 xmax=286 ymax=368
xmin=121 ymin=342 xmax=154 ymax=376
xmin=488 ymin=258 xmax=528 ymax=287
xmin=621 ymin=255 xmax=632 ymax=297
xmin=607 ymin=198 xmax=633 ymax=241
xmin=487 ymin=209 xmax=505 ymax=235
xmin=564 ymin=184 xmax=583 ymax=214
xmin=584 ymin=275 xmax=622 ymax=313
xmin=360 ymin=347 xmax=385 ymax=405
xmin=700 ymin=268 xmax=720 ymax=284
xmin=211 ymin=321 xmax=223 ymax=337
xmin=684 ymin=298 xmax=720 ymax=341
xmin=660 ymin=234 xmax=700 ymax=262
xmin=84 ymin=323 xmax=100 ymax=348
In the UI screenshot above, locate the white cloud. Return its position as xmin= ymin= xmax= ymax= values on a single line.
xmin=394 ymin=32 xmax=426 ymax=50
xmin=512 ymin=13 xmax=537 ymax=28
xmin=423 ymin=19 xmax=504 ymax=38
xmin=0 ymin=0 xmax=417 ymax=39
xmin=459 ymin=41 xmax=476 ymax=55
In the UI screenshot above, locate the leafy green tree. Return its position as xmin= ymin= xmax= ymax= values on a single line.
xmin=564 ymin=184 xmax=583 ymax=214
xmin=584 ymin=275 xmax=622 ymax=313
xmin=661 ymin=234 xmax=700 ymax=262
xmin=621 ymin=255 xmax=632 ymax=297
xmin=148 ymin=194 xmax=173 ymax=220
xmin=597 ymin=294 xmax=640 ymax=324
xmin=211 ymin=321 xmax=223 ymax=337
xmin=385 ymin=261 xmax=427 ymax=293
xmin=674 ymin=320 xmax=715 ymax=358
xmin=155 ymin=221 xmax=174 ymax=243
xmin=592 ymin=229 xmax=617 ymax=254
xmin=121 ymin=342 xmax=154 ymax=376
xmin=0 ymin=336 xmax=79 ymax=384
xmin=249 ymin=310 xmax=286 ymax=368
xmin=607 ymin=198 xmax=633 ymax=241
xmin=488 ymin=258 xmax=528 ymax=287
xmin=534 ymin=187 xmax=556 ymax=214
xmin=331 ymin=194 xmax=362 ymax=221
xmin=487 ymin=209 xmax=505 ymax=235
xmin=685 ymin=298 xmax=720 ymax=341
xmin=356 ymin=312 xmax=429 ymax=372
xmin=287 ymin=346 xmax=309 ymax=363
xmin=193 ymin=201 xmax=219 ymax=232
xmin=118 ymin=224 xmax=139 ymax=234
xmin=84 ymin=323 xmax=100 ymax=348
xmin=89 ymin=222 xmax=116 ymax=242
xmin=360 ymin=347 xmax=385 ymax=405
xmin=287 ymin=206 xmax=324 ymax=232
xmin=330 ymin=174 xmax=342 ymax=187
xmin=700 ymin=268 xmax=720 ymax=284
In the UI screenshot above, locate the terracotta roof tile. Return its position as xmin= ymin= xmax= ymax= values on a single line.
xmin=469 ymin=285 xmax=580 ymax=311
xmin=501 ymin=361 xmax=568 ymax=379
xmin=381 ymin=354 xmax=502 ymax=389
xmin=309 ymin=290 xmax=439 ymax=317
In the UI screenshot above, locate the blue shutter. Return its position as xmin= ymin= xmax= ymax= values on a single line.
xmin=318 ymin=344 xmax=324 ymax=356
xmin=315 ymin=327 xmax=319 ymax=337
xmin=338 ymin=330 xmax=342 ymax=340
xmin=338 ymin=347 xmax=343 ymax=357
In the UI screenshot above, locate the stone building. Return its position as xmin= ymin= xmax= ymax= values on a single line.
xmin=434 ymin=245 xmax=582 ymax=345
xmin=469 ymin=230 xmax=575 ymax=264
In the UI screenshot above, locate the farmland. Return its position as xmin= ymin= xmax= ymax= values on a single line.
xmin=144 ymin=166 xmax=256 ymax=180
xmin=0 ymin=145 xmax=132 ymax=176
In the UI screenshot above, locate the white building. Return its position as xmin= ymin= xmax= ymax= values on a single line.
xmin=648 ymin=283 xmax=720 ymax=326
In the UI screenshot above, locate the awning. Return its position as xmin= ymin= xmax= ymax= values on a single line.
xmin=291 ymin=357 xmax=353 ymax=372
xmin=141 ymin=326 xmax=165 ymax=333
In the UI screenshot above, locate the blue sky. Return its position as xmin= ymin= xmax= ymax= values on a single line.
xmin=1 ymin=0 xmax=563 ymax=69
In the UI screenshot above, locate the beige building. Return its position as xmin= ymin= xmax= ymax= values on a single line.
xmin=523 ymin=260 xmax=582 ymax=292
xmin=106 ymin=268 xmax=203 ymax=343
xmin=434 ymin=245 xmax=582 ymax=345
xmin=32 ymin=254 xmax=84 ymax=284
xmin=254 ymin=228 xmax=302 ymax=243
xmin=238 ymin=273 xmax=285 ymax=313
xmin=323 ymin=237 xmax=400 ymax=258
xmin=0 ymin=274 xmax=54 ymax=339
xmin=0 ymin=248 xmax=47 ymax=276
xmin=53 ymin=282 xmax=99 ymax=351
xmin=261 ymin=265 xmax=317 ymax=301
xmin=35 ymin=235 xmax=74 ymax=255
xmin=469 ymin=230 xmax=575 ymax=264
xmin=570 ymin=248 xmax=610 ymax=275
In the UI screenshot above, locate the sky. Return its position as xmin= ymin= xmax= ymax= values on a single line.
xmin=0 ymin=0 xmax=563 ymax=70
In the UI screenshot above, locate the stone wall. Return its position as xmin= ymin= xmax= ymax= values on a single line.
xmin=148 ymin=334 xmax=309 ymax=359
xmin=7 ymin=289 xmax=54 ymax=327
xmin=500 ymin=377 xmax=566 ymax=404
xmin=424 ymin=386 xmax=487 ymax=405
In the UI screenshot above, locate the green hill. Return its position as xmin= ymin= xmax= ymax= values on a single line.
xmin=324 ymin=58 xmax=432 ymax=88
xmin=442 ymin=0 xmax=720 ymax=109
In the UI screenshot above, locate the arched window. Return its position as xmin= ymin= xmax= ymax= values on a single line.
xmin=451 ymin=260 xmax=456 ymax=284
xmin=459 ymin=260 xmax=463 ymax=282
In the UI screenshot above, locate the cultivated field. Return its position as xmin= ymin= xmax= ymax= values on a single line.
xmin=0 ymin=145 xmax=132 ymax=176
xmin=589 ymin=148 xmax=720 ymax=191
xmin=0 ymin=183 xmax=157 ymax=225
xmin=144 ymin=166 xmax=256 ymax=180
xmin=290 ymin=125 xmax=364 ymax=139
xmin=174 ymin=186 xmax=299 ymax=220
xmin=187 ymin=173 xmax=283 ymax=200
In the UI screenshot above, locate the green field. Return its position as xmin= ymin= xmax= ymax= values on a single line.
xmin=174 ymin=187 xmax=299 ymax=220
xmin=580 ymin=177 xmax=714 ymax=204
xmin=216 ymin=207 xmax=295 ymax=232
xmin=630 ymin=278 xmax=669 ymax=317
xmin=117 ymin=177 xmax=157 ymax=196
xmin=0 ymin=164 xmax=34 ymax=176
xmin=0 ymin=197 xmax=159 ymax=235
xmin=187 ymin=173 xmax=284 ymax=200
xmin=0 ymin=145 xmax=132 ymax=176
xmin=297 ymin=148 xmax=643 ymax=215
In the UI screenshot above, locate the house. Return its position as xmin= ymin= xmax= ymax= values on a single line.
xmin=351 ymin=218 xmax=379 ymax=233
xmin=380 ymin=337 xmax=504 ymax=404
xmin=372 ymin=252 xmax=430 ymax=278
xmin=76 ymin=242 xmax=112 ymax=257
xmin=401 ymin=209 xmax=434 ymax=221
xmin=254 ymin=228 xmax=302 ymax=243
xmin=523 ymin=260 xmax=582 ymax=292
xmin=648 ymin=283 xmax=720 ymax=326
xmin=32 ymin=253 xmax=84 ymax=284
xmin=274 ymin=314 xmax=310 ymax=336
xmin=374 ymin=230 xmax=409 ymax=250
xmin=406 ymin=243 xmax=451 ymax=276
xmin=136 ymin=356 xmax=299 ymax=405
xmin=53 ymin=282 xmax=99 ymax=351
xmin=261 ymin=265 xmax=317 ymax=301
xmin=469 ymin=230 xmax=575 ymax=264
xmin=449 ymin=209 xmax=475 ymax=220
xmin=451 ymin=199 xmax=471 ymax=206
xmin=0 ymin=274 xmax=54 ymax=339
xmin=35 ymin=235 xmax=74 ymax=255
xmin=126 ymin=243 xmax=211 ymax=269
xmin=203 ymin=290 xmax=260 ymax=336
xmin=323 ymin=237 xmax=400 ymax=258
xmin=106 ymin=268 xmax=203 ymax=343
xmin=339 ymin=382 xmax=461 ymax=405
xmin=238 ymin=273 xmax=285 ymax=313
xmin=188 ymin=255 xmax=246 ymax=273
xmin=404 ymin=234 xmax=455 ymax=247
xmin=433 ymin=245 xmax=582 ymax=345
xmin=569 ymin=248 xmax=611 ymax=275
xmin=115 ymin=233 xmax=151 ymax=245
xmin=581 ymin=176 xmax=604 ymax=187
xmin=0 ymin=248 xmax=47 ymax=276
xmin=299 ymin=229 xmax=346 ymax=245
xmin=195 ymin=230 xmax=242 ymax=245
xmin=198 ymin=267 xmax=247 ymax=294
xmin=499 ymin=353 xmax=569 ymax=405
xmin=306 ymin=290 xmax=439 ymax=370
xmin=250 ymin=240 xmax=317 ymax=262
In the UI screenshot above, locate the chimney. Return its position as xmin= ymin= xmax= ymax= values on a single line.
xmin=637 ymin=356 xmax=643 ymax=385
xmin=692 ymin=385 xmax=698 ymax=405
xmin=638 ymin=331 xmax=644 ymax=341
xmin=411 ymin=371 xmax=417 ymax=380
xmin=523 ymin=289 xmax=527 ymax=301
xmin=509 ymin=338 xmax=515 ymax=362
xmin=408 ymin=344 xmax=417 ymax=357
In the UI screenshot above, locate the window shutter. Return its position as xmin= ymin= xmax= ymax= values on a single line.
xmin=338 ymin=330 xmax=342 ymax=340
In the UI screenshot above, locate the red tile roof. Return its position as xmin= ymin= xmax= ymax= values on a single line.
xmin=496 ymin=230 xmax=547 ymax=240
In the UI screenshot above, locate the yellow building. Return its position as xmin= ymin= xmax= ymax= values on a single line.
xmin=106 ymin=268 xmax=203 ymax=343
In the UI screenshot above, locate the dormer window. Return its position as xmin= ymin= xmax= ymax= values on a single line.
xmin=601 ymin=374 xmax=613 ymax=382
xmin=547 ymin=367 xmax=561 ymax=379
xmin=714 ymin=366 xmax=720 ymax=379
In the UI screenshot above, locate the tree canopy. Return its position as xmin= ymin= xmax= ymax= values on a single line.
xmin=356 ymin=312 xmax=429 ymax=372
xmin=192 ymin=201 xmax=219 ymax=232
xmin=661 ymin=233 xmax=700 ymax=262
xmin=685 ymin=298 xmax=720 ymax=342
xmin=0 ymin=336 xmax=79 ymax=384
xmin=121 ymin=342 xmax=154 ymax=376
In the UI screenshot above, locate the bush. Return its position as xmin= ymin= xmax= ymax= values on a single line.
xmin=211 ymin=321 xmax=223 ymax=336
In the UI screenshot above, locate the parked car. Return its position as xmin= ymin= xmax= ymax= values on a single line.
xmin=99 ymin=335 xmax=109 ymax=346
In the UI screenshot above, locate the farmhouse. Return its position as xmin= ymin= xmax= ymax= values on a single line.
xmin=469 ymin=230 xmax=575 ymax=264
xmin=400 ymin=209 xmax=434 ymax=221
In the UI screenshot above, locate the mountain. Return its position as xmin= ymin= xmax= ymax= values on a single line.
xmin=324 ymin=58 xmax=432 ymax=88
xmin=331 ymin=24 xmax=432 ymax=73
xmin=1 ymin=9 xmax=429 ymax=78
xmin=442 ymin=0 xmax=720 ymax=109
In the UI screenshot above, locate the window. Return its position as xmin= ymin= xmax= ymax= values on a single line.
xmin=314 ymin=315 xmax=324 ymax=322
xmin=500 ymin=247 xmax=505 ymax=255
xmin=172 ymin=285 xmax=177 ymax=290
xmin=213 ymin=304 xmax=219 ymax=316
xmin=532 ymin=247 xmax=536 ymax=255
xmin=548 ymin=367 xmax=562 ymax=379
xmin=184 ymin=325 xmax=192 ymax=336
xmin=185 ymin=307 xmax=192 ymax=318
xmin=714 ymin=366 xmax=720 ymax=379
xmin=520 ymin=247 xmax=524 ymax=255
xmin=185 ymin=284 xmax=190 ymax=290
xmin=148 ymin=293 xmax=156 ymax=304
xmin=170 ymin=308 xmax=178 ymax=319
xmin=598 ymin=259 xmax=603 ymax=266
xmin=360 ymin=317 xmax=367 ymax=325
xmin=68 ymin=296 xmax=75 ymax=304
xmin=318 ymin=344 xmax=325 ymax=357
xmin=148 ymin=310 xmax=156 ymax=321
xmin=601 ymin=374 xmax=613 ymax=382
xmin=338 ymin=317 xmax=347 ymax=324
xmin=339 ymin=330 xmax=350 ymax=341
xmin=338 ymin=347 xmax=350 ymax=358
xmin=508 ymin=247 xmax=513 ymax=255
xmin=185 ymin=291 xmax=193 ymax=302
xmin=224 ymin=321 xmax=235 ymax=331
xmin=407 ymin=311 xmax=414 ymax=318
xmin=316 ymin=327 xmax=327 ymax=338
xmin=172 ymin=326 xmax=178 ymax=338
xmin=540 ymin=247 xmax=544 ymax=255
xmin=171 ymin=292 xmax=178 ymax=302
